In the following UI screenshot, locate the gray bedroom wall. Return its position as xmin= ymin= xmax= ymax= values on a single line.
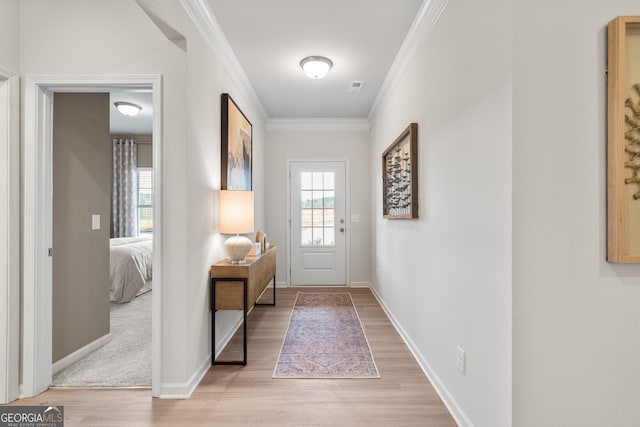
xmin=111 ymin=134 xmax=153 ymax=168
xmin=52 ymin=92 xmax=111 ymax=363
xmin=137 ymin=141 xmax=152 ymax=168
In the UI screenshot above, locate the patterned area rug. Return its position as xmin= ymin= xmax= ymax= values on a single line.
xmin=273 ymin=292 xmax=380 ymax=379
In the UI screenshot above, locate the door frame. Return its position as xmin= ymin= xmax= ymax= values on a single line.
xmin=0 ymin=66 xmax=20 ymax=404
xmin=286 ymin=159 xmax=350 ymax=286
xmin=22 ymin=75 xmax=163 ymax=397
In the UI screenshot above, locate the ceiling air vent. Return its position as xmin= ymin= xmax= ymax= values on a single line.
xmin=348 ymin=81 xmax=365 ymax=93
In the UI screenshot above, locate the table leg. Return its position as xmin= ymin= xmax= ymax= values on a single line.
xmin=211 ymin=278 xmax=248 ymax=366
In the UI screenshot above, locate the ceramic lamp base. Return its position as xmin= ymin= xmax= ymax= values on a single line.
xmin=224 ymin=234 xmax=253 ymax=263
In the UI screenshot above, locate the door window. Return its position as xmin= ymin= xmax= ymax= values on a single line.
xmin=300 ymin=171 xmax=335 ymax=247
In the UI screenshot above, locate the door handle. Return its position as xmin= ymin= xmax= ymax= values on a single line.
xmin=340 ymin=228 xmax=345 ymax=233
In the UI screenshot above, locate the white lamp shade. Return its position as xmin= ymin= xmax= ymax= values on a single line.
xmin=219 ymin=190 xmax=254 ymax=234
xmin=220 ymin=190 xmax=254 ymax=263
xmin=300 ymin=56 xmax=333 ymax=79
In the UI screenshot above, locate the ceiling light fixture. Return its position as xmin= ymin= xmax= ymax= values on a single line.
xmin=300 ymin=56 xmax=333 ymax=79
xmin=114 ymin=101 xmax=142 ymax=117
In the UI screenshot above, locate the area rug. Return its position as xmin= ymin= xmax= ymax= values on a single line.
xmin=273 ymin=292 xmax=379 ymax=379
xmin=51 ymin=290 xmax=151 ymax=387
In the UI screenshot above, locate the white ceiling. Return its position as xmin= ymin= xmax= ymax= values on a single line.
xmin=110 ymin=91 xmax=153 ymax=135
xmin=206 ymin=0 xmax=423 ymax=119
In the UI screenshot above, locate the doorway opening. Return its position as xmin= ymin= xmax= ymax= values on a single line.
xmin=48 ymin=90 xmax=155 ymax=388
xmin=22 ymin=75 xmax=163 ymax=397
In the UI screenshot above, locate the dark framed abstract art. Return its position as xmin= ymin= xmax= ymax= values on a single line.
xmin=221 ymin=93 xmax=252 ymax=190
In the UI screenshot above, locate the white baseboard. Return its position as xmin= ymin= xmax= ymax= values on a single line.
xmin=368 ymin=286 xmax=473 ymax=427
xmin=275 ymin=282 xmax=372 ymax=288
xmin=158 ymin=355 xmax=210 ymax=399
xmin=52 ymin=333 xmax=112 ymax=375
xmin=158 ymin=312 xmax=244 ymax=399
xmin=349 ymin=281 xmax=372 ymax=288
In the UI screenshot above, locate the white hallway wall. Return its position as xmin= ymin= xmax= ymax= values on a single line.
xmin=13 ymin=0 xmax=640 ymax=424
xmin=19 ymin=0 xmax=266 ymax=394
xmin=0 ymin=0 xmax=19 ymax=73
xmin=513 ymin=1 xmax=640 ymax=426
xmin=369 ymin=0 xmax=512 ymax=425
xmin=265 ymin=124 xmax=371 ymax=286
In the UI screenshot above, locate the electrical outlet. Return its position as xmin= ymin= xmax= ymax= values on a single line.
xmin=456 ymin=346 xmax=466 ymax=375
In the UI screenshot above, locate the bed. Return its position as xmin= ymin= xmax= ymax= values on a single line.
xmin=110 ymin=236 xmax=153 ymax=303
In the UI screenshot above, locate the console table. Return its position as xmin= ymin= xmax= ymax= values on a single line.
xmin=210 ymin=246 xmax=276 ymax=365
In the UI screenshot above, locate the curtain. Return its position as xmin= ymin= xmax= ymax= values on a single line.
xmin=112 ymin=139 xmax=138 ymax=237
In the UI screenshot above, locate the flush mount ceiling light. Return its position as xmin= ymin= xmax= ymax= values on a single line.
xmin=300 ymin=56 xmax=333 ymax=79
xmin=114 ymin=101 xmax=142 ymax=117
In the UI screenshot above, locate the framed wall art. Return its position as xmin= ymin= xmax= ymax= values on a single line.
xmin=607 ymin=16 xmax=640 ymax=262
xmin=382 ymin=123 xmax=418 ymax=219
xmin=221 ymin=93 xmax=252 ymax=190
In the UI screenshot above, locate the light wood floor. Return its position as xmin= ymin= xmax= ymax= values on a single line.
xmin=8 ymin=287 xmax=456 ymax=426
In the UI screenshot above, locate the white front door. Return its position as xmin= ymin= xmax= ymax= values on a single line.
xmin=290 ymin=161 xmax=346 ymax=285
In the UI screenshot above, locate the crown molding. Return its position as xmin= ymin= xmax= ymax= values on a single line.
xmin=266 ymin=118 xmax=370 ymax=132
xmin=179 ymin=0 xmax=268 ymax=121
xmin=368 ymin=0 xmax=450 ymax=124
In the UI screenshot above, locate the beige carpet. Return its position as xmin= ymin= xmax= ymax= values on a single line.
xmin=273 ymin=292 xmax=380 ymax=379
xmin=51 ymin=291 xmax=151 ymax=387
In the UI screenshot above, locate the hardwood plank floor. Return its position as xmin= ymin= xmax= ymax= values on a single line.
xmin=8 ymin=287 xmax=456 ymax=426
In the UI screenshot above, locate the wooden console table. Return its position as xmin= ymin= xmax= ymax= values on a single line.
xmin=210 ymin=246 xmax=276 ymax=365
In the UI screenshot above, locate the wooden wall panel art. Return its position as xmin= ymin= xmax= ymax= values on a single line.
xmin=382 ymin=123 xmax=418 ymax=219
xmin=607 ymin=16 xmax=640 ymax=262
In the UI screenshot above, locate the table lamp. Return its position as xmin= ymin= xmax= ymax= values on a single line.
xmin=219 ymin=190 xmax=254 ymax=263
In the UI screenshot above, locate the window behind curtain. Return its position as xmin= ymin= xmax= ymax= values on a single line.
xmin=138 ymin=168 xmax=153 ymax=234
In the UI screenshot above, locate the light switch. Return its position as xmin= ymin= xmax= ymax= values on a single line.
xmin=92 ymin=214 xmax=101 ymax=230
xmin=351 ymin=214 xmax=360 ymax=223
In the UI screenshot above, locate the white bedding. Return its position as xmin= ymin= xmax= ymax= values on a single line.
xmin=110 ymin=236 xmax=153 ymax=303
